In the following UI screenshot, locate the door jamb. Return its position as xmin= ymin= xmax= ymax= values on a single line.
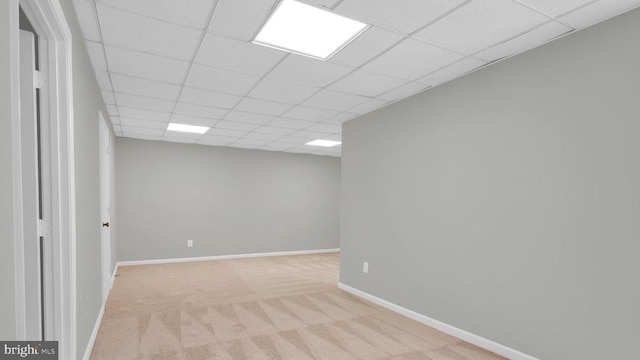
xmin=10 ymin=0 xmax=76 ymax=358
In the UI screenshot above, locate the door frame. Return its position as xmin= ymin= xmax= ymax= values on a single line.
xmin=98 ymin=112 xmax=112 ymax=304
xmin=10 ymin=0 xmax=76 ymax=358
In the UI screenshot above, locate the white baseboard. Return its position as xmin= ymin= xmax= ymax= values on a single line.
xmin=82 ymin=263 xmax=119 ymax=360
xmin=118 ymin=248 xmax=341 ymax=267
xmin=337 ymin=282 xmax=538 ymax=360
xmin=81 ymin=302 xmax=105 ymax=360
xmin=110 ymin=263 xmax=118 ymax=290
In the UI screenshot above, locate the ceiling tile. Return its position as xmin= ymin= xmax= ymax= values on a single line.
xmin=419 ymin=58 xmax=487 ymax=87
xmin=292 ymin=130 xmax=332 ymax=139
xmin=249 ymin=79 xmax=320 ymax=104
xmin=323 ymin=133 xmax=342 ymax=141
xmin=299 ymin=0 xmax=341 ymax=8
xmin=174 ymin=102 xmax=227 ymax=119
xmin=214 ymin=120 xmax=260 ymax=131
xmin=268 ymin=117 xmax=317 ymax=130
xmin=199 ymin=135 xmax=237 ymax=146
xmin=115 ymin=93 xmax=176 ymax=113
xmin=302 ymin=89 xmax=369 ymax=111
xmin=121 ymin=125 xmax=165 ymax=136
xmin=517 ymin=0 xmax=595 ymax=17
xmin=98 ymin=0 xmax=215 ymax=28
xmin=102 ymin=91 xmax=116 ymax=104
xmin=329 ymin=26 xmax=403 ymax=68
xmin=95 ymin=71 xmax=113 ymax=91
xmin=118 ymin=106 xmax=171 ymax=121
xmin=207 ymin=128 xmax=249 ymax=138
xmin=560 ymin=0 xmax=640 ymax=29
xmin=170 ymin=114 xmax=219 ymax=127
xmin=195 ymin=34 xmax=287 ymax=76
xmin=121 ymin=133 xmax=162 ymax=141
xmin=85 ymin=41 xmax=107 ymax=71
xmin=72 ymin=0 xmax=102 ymax=41
xmin=476 ymin=21 xmax=573 ymax=62
xmin=376 ymin=82 xmax=429 ymax=102
xmin=233 ymin=138 xmax=272 ymax=146
xmin=413 ymin=0 xmax=549 ymax=55
xmin=179 ymin=87 xmax=242 ymax=109
xmin=208 ymin=0 xmax=279 ymax=41
xmin=324 ymin=112 xmax=359 ymax=124
xmin=361 ymin=38 xmax=463 ymax=80
xmin=106 ymin=104 xmax=118 ymax=116
xmin=112 ymin=124 xmax=122 ymax=132
xmin=243 ymin=132 xmax=283 ymax=141
xmin=254 ymin=126 xmax=296 ymax=136
xmin=328 ymin=70 xmax=406 ymax=97
xmin=267 ymin=55 xmax=354 ymax=87
xmin=282 ymin=106 xmax=338 ymax=122
xmin=235 ymin=98 xmax=294 ymax=116
xmin=163 ymin=131 xmax=204 ymax=140
xmin=105 ymin=45 xmax=190 ymax=84
xmin=335 ymin=0 xmax=468 ymax=35
xmin=348 ymin=98 xmax=388 ymax=115
xmin=276 ymin=135 xmax=315 ymax=145
xmin=97 ymin=5 xmax=201 ymax=60
xmin=260 ymin=144 xmax=291 ymax=152
xmin=120 ymin=117 xmax=169 ymax=129
xmin=110 ymin=74 xmax=182 ymax=100
xmin=305 ymin=123 xmax=341 ymax=134
xmin=225 ymin=110 xmax=274 ymax=124
xmin=109 ymin=116 xmax=121 ymax=125
xmin=185 ymin=64 xmax=260 ymax=95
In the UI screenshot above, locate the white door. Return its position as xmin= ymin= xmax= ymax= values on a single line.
xmin=19 ymin=29 xmax=43 ymax=340
xmin=99 ymin=113 xmax=112 ymax=303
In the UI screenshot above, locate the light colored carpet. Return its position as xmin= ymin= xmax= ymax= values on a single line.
xmin=91 ymin=253 xmax=505 ymax=360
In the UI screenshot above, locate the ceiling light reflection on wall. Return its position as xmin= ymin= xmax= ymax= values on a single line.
xmin=253 ymin=0 xmax=369 ymax=60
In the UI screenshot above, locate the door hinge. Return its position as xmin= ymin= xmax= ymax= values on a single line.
xmin=34 ymin=70 xmax=46 ymax=89
xmin=37 ymin=219 xmax=50 ymax=238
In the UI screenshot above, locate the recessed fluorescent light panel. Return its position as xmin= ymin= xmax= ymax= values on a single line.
xmin=253 ymin=0 xmax=369 ymax=60
xmin=166 ymin=123 xmax=210 ymax=134
xmin=306 ymin=139 xmax=341 ymax=147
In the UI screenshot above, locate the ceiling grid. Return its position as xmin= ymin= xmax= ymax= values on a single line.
xmin=72 ymin=0 xmax=640 ymax=157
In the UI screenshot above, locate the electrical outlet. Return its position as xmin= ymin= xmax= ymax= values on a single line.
xmin=187 ymin=240 xmax=193 ymax=247
xmin=363 ymin=261 xmax=369 ymax=273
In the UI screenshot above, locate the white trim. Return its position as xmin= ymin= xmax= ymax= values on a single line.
xmin=118 ymin=248 xmax=341 ymax=267
xmin=81 ymin=302 xmax=105 ymax=360
xmin=11 ymin=0 xmax=27 ymax=340
xmin=111 ymin=263 xmax=119 ymax=288
xmin=337 ymin=282 xmax=539 ymax=360
xmin=82 ymin=262 xmax=118 ymax=360
xmin=11 ymin=0 xmax=76 ymax=358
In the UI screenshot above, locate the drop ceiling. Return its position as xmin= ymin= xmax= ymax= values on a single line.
xmin=73 ymin=0 xmax=640 ymax=157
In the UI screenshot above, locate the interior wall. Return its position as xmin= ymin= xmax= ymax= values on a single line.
xmin=341 ymin=9 xmax=640 ymax=360
xmin=116 ymin=138 xmax=341 ymax=262
xmin=58 ymin=0 xmax=116 ymax=356
xmin=0 ymin=0 xmax=17 ymax=340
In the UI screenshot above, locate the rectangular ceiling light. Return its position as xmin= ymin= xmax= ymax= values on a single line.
xmin=253 ymin=0 xmax=369 ymax=60
xmin=306 ymin=139 xmax=341 ymax=147
xmin=166 ymin=123 xmax=210 ymax=134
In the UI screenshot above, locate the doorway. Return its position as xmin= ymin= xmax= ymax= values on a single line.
xmin=11 ymin=0 xmax=76 ymax=358
xmin=99 ymin=112 xmax=112 ymax=303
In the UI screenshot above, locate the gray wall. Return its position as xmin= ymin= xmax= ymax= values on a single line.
xmin=116 ymin=138 xmax=340 ymax=261
xmin=58 ymin=0 xmax=117 ymax=355
xmin=341 ymin=9 xmax=640 ymax=360
xmin=0 ymin=0 xmax=17 ymax=340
